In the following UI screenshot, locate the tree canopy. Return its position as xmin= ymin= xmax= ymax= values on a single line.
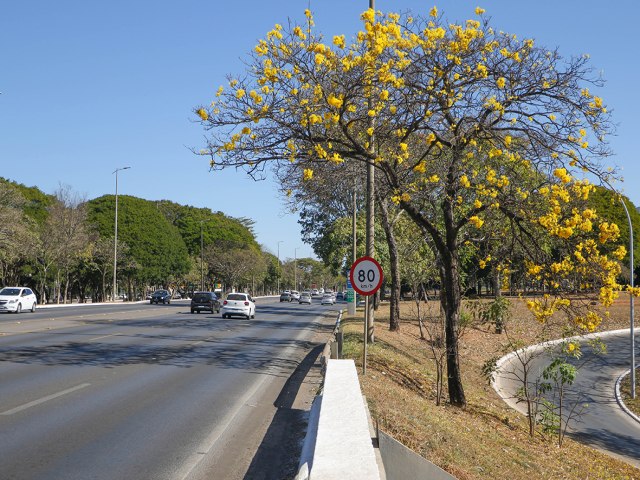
xmin=195 ymin=6 xmax=621 ymax=406
xmin=87 ymin=195 xmax=191 ymax=283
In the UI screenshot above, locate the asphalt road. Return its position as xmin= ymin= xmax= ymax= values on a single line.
xmin=0 ymin=297 xmax=338 ymax=479
xmin=495 ymin=330 xmax=640 ymax=467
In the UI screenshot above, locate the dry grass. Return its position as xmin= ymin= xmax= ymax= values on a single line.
xmin=620 ymin=376 xmax=640 ymax=416
xmin=340 ymin=296 xmax=640 ymax=480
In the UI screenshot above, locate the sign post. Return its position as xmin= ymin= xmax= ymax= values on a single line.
xmin=349 ymin=256 xmax=383 ymax=374
xmin=346 ymin=278 xmax=356 ymax=315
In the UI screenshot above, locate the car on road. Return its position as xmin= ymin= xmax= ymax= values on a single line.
xmin=190 ymin=291 xmax=220 ymax=314
xmin=299 ymin=292 xmax=312 ymax=304
xmin=280 ymin=291 xmax=293 ymax=302
xmin=321 ymin=293 xmax=335 ymax=305
xmin=336 ymin=292 xmax=344 ymax=301
xmin=290 ymin=290 xmax=300 ymax=301
xmin=311 ymin=289 xmax=320 ymax=297
xmin=150 ymin=289 xmax=171 ymax=304
xmin=0 ymin=287 xmax=37 ymax=313
xmin=221 ymin=293 xmax=255 ymax=319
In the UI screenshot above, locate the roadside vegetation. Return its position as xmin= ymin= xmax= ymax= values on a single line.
xmin=341 ymin=298 xmax=639 ymax=480
xmin=196 ymin=4 xmax=640 ymax=410
xmin=0 ymin=177 xmax=341 ymax=303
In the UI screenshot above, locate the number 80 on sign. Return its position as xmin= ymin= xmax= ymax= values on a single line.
xmin=349 ymin=256 xmax=384 ymax=296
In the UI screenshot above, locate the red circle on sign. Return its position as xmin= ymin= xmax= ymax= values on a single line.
xmin=349 ymin=256 xmax=384 ymax=296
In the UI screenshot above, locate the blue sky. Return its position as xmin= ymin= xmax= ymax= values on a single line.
xmin=2 ymin=1 xmax=638 ymax=262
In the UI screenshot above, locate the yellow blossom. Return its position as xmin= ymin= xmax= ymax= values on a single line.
xmin=469 ymin=215 xmax=484 ymax=228
xmin=196 ymin=108 xmax=208 ymax=121
xmin=333 ymin=35 xmax=345 ymax=48
xmin=413 ymin=161 xmax=427 ymax=173
xmin=303 ymin=168 xmax=313 ymax=181
xmin=236 ymin=89 xmax=246 ymax=99
xmin=475 ymin=6 xmax=486 ymax=15
xmin=496 ymin=77 xmax=506 ymax=89
xmin=327 ymin=94 xmax=343 ymax=109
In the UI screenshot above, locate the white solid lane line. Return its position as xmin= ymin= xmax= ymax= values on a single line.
xmin=1 ymin=383 xmax=91 ymax=416
xmin=88 ymin=333 xmax=121 ymax=342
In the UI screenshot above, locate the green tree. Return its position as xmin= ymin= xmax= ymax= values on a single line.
xmin=0 ymin=181 xmax=38 ymax=286
xmin=0 ymin=177 xmax=53 ymax=225
xmin=587 ymin=187 xmax=640 ymax=274
xmin=87 ymin=195 xmax=190 ymax=284
xmin=154 ymin=201 xmax=260 ymax=255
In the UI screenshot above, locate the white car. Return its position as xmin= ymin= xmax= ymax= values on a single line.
xmin=221 ymin=293 xmax=255 ymax=319
xmin=321 ymin=293 xmax=335 ymax=305
xmin=299 ymin=292 xmax=312 ymax=304
xmin=0 ymin=287 xmax=37 ymax=313
xmin=290 ymin=290 xmax=300 ymax=301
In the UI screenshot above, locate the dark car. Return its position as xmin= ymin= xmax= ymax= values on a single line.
xmin=280 ymin=291 xmax=293 ymax=302
xmin=190 ymin=291 xmax=220 ymax=314
xmin=150 ymin=289 xmax=171 ymax=304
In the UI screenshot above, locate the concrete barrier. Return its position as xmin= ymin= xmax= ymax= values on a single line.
xmin=297 ymin=359 xmax=382 ymax=480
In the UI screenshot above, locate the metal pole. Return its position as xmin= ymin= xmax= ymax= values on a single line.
xmin=277 ymin=240 xmax=283 ymax=293
xmin=294 ymin=247 xmax=299 ymax=291
xmin=200 ymin=221 xmax=204 ymax=291
xmin=112 ymin=166 xmax=130 ymax=302
xmin=621 ymin=198 xmax=636 ymax=399
xmin=349 ymin=181 xmax=357 ymax=316
xmin=365 ymin=0 xmax=376 ymax=347
xmin=362 ymin=0 xmax=376 ymax=373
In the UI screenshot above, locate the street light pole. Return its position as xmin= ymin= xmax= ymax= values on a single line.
xmin=112 ymin=166 xmax=130 ymax=302
xmin=277 ymin=240 xmax=283 ymax=293
xmin=620 ymin=198 xmax=636 ymax=399
xmin=295 ymin=247 xmax=299 ymax=291
xmin=363 ymin=0 xmax=376 ymax=374
xmin=200 ymin=221 xmax=204 ymax=291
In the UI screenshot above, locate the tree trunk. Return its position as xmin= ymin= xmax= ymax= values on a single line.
xmin=439 ymin=252 xmax=466 ymax=407
xmin=493 ymin=268 xmax=503 ymax=334
xmin=376 ymin=194 xmax=401 ymax=331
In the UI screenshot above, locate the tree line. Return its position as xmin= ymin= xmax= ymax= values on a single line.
xmin=0 ymin=177 xmax=339 ymax=303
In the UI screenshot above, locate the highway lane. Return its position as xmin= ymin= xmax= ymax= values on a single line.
xmin=0 ymin=298 xmax=338 ymax=479
xmin=495 ymin=330 xmax=640 ymax=467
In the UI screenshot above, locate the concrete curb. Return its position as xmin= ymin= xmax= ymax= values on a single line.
xmin=614 ymin=370 xmax=640 ymax=424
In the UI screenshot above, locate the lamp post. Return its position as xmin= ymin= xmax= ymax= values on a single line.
xmin=112 ymin=166 xmax=130 ymax=302
xmin=200 ymin=221 xmax=205 ymax=291
xmin=363 ymin=0 xmax=376 ymax=373
xmin=620 ymin=198 xmax=636 ymax=399
xmin=294 ymin=247 xmax=299 ymax=291
xmin=277 ymin=240 xmax=283 ymax=292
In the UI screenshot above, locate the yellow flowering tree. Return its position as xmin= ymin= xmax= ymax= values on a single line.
xmin=196 ymin=7 xmax=615 ymax=406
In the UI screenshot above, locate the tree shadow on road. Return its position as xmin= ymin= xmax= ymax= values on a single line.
xmin=569 ymin=427 xmax=640 ymax=465
xmin=242 ymin=343 xmax=325 ymax=480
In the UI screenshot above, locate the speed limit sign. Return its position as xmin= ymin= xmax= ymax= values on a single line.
xmin=349 ymin=256 xmax=384 ymax=296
